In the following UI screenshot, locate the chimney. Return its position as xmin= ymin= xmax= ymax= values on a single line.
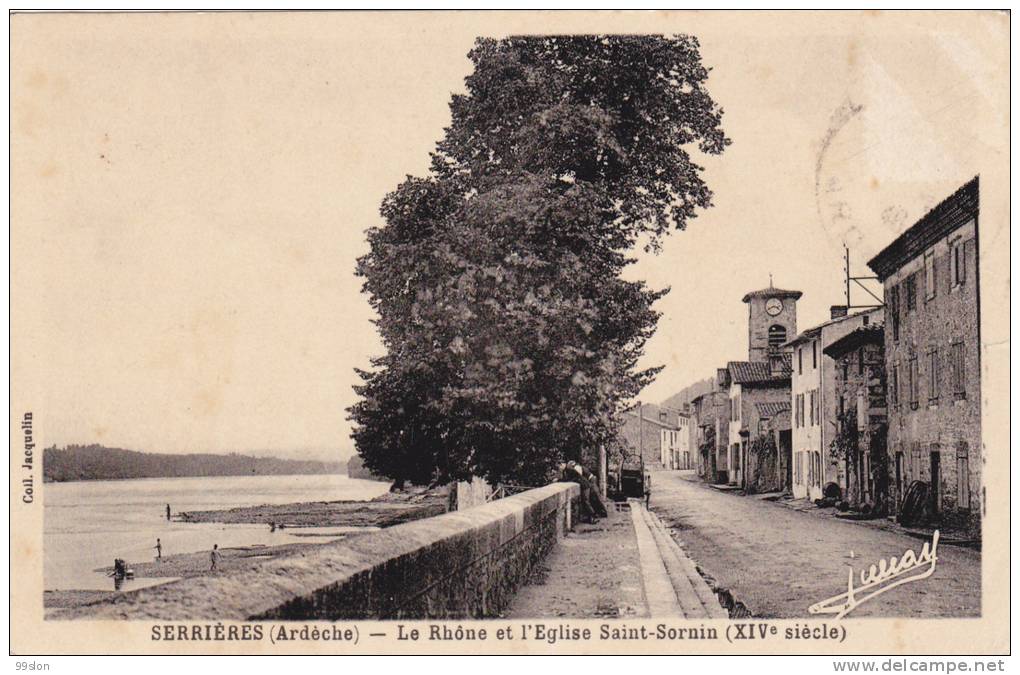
xmin=830 ymin=305 xmax=848 ymax=320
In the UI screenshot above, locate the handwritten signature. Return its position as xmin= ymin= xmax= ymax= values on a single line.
xmin=808 ymin=530 xmax=940 ymax=620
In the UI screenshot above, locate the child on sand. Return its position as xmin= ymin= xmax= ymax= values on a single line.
xmin=210 ymin=544 xmax=221 ymax=571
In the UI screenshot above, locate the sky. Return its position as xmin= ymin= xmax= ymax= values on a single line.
xmin=10 ymin=11 xmax=1008 ymax=461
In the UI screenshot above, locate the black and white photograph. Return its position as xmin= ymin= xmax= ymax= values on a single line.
xmin=9 ymin=9 xmax=1010 ymax=658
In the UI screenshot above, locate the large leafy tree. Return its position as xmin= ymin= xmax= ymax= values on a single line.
xmin=350 ymin=35 xmax=729 ymax=486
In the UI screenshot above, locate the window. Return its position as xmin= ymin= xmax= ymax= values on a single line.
xmin=928 ymin=347 xmax=940 ymax=403
xmin=951 ymin=238 xmax=966 ymax=287
xmin=796 ymin=452 xmax=803 ymax=485
xmin=809 ymin=390 xmax=817 ymax=426
xmin=768 ymin=325 xmax=787 ymax=350
xmin=889 ymin=286 xmax=900 ymax=341
xmin=956 ymin=442 xmax=970 ymax=510
xmin=951 ymin=340 xmax=966 ymax=398
xmin=798 ymin=347 xmax=803 ymax=375
xmin=924 ymin=250 xmax=936 ymax=301
xmin=890 ymin=363 xmax=899 ymax=406
xmin=812 ymin=341 xmax=817 ymax=369
xmin=905 ymin=274 xmax=917 ymax=311
xmin=908 ymin=356 xmax=919 ymax=409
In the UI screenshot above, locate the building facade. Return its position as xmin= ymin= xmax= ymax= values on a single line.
xmin=824 ymin=325 xmax=888 ymax=510
xmin=656 ymin=407 xmax=691 ymax=470
xmin=786 ymin=306 xmax=884 ymax=501
xmin=722 ymin=360 xmax=792 ymax=491
xmin=867 ymin=177 xmax=981 ymax=535
xmin=619 ymin=404 xmax=678 ymax=470
xmin=692 ymin=390 xmax=728 ymax=483
xmin=787 ymin=326 xmax=824 ymax=500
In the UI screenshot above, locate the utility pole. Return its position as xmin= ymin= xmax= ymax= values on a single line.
xmin=844 ymin=246 xmax=884 ymax=309
xmin=638 ymin=401 xmax=645 ymax=478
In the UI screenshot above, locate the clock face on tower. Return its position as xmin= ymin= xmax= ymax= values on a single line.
xmin=765 ymin=298 xmax=783 ymax=316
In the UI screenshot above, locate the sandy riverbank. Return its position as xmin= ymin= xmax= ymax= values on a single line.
xmin=176 ymin=484 xmax=448 ymax=528
xmin=44 ymin=540 xmax=327 ymax=611
xmin=45 ymin=485 xmax=451 ymax=613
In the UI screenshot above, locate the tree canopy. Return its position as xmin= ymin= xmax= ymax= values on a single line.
xmin=350 ymin=35 xmax=729 ymax=487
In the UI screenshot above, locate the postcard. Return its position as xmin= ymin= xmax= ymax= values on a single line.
xmin=9 ymin=9 xmax=1009 ymax=656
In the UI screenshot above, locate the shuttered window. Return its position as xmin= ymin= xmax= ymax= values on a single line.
xmin=908 ymin=356 xmax=919 ymax=409
xmin=956 ymin=442 xmax=970 ymax=510
xmin=951 ymin=341 xmax=966 ymax=398
xmin=924 ymin=250 xmax=936 ymax=301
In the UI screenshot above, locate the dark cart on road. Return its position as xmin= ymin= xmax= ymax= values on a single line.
xmin=616 ymin=468 xmax=646 ymax=500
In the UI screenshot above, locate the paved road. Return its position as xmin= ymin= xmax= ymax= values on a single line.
xmin=648 ymin=469 xmax=981 ymax=619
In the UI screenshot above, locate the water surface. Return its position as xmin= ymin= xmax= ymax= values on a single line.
xmin=44 ymin=473 xmax=390 ymax=591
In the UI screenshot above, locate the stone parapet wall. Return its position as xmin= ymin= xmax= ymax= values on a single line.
xmin=54 ymin=482 xmax=579 ymax=621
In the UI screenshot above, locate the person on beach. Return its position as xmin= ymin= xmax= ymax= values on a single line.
xmin=210 ymin=544 xmax=220 ymax=571
xmin=166 ymin=504 xmax=171 ymax=521
xmin=154 ymin=538 xmax=162 ymax=561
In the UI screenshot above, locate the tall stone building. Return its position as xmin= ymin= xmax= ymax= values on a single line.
xmin=867 ymin=177 xmax=981 ymax=536
xmin=721 ymin=283 xmax=800 ymax=491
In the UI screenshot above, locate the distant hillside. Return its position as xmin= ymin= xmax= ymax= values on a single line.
xmin=660 ymin=377 xmax=716 ymax=412
xmin=346 ymin=455 xmax=389 ymax=483
xmin=43 ymin=444 xmax=344 ymax=483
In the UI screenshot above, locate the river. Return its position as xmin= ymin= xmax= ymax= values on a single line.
xmin=44 ymin=473 xmax=391 ymax=592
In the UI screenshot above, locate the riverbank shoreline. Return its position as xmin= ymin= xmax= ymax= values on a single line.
xmin=45 ymin=540 xmax=328 ymax=612
xmin=45 ymin=484 xmax=450 ymax=614
xmin=176 ymin=484 xmax=448 ymax=528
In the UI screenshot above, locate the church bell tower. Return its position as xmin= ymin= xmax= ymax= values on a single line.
xmin=742 ymin=281 xmax=802 ymax=363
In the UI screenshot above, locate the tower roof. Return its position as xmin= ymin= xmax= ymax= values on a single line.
xmin=741 ymin=286 xmax=803 ymax=303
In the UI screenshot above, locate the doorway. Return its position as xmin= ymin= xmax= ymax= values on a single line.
xmin=929 ymin=449 xmax=941 ymax=517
